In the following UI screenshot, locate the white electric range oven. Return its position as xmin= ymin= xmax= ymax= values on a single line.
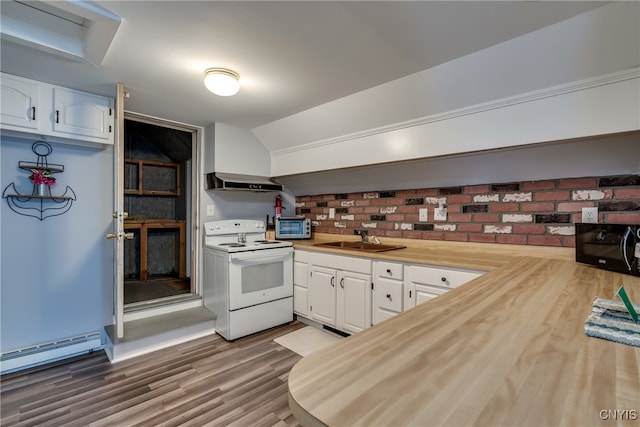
xmin=203 ymin=219 xmax=293 ymax=340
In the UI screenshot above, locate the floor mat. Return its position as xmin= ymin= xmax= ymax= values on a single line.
xmin=274 ymin=326 xmax=341 ymax=357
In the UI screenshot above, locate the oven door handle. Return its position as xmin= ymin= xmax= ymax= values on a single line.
xmin=621 ymin=226 xmax=633 ymax=271
xmin=230 ymin=249 xmax=292 ymax=263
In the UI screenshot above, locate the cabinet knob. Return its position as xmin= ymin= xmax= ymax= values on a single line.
xmin=330 ymin=277 xmax=335 ymax=287
xmin=386 ymin=268 xmax=392 ymax=275
xmin=386 ymin=293 xmax=392 ymax=300
xmin=340 ymin=278 xmax=344 ymax=288
xmin=441 ymin=277 xmax=447 ymax=282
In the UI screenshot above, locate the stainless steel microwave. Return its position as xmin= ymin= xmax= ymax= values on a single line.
xmin=575 ymin=223 xmax=640 ymax=276
xmin=275 ymin=217 xmax=311 ymax=240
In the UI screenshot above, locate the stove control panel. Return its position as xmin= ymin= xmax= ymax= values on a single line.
xmin=204 ymin=219 xmax=266 ymax=236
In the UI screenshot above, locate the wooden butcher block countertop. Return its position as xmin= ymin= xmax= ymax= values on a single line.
xmin=291 ymin=234 xmax=575 ymax=271
xmin=288 ymin=235 xmax=640 ymax=427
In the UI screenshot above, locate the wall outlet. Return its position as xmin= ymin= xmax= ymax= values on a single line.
xmin=434 ymin=207 xmax=447 ymax=221
xmin=206 ymin=204 xmax=215 ymax=217
xmin=419 ymin=208 xmax=428 ymax=222
xmin=581 ymin=207 xmax=598 ymax=223
xmin=329 ymin=207 xmax=335 ymax=219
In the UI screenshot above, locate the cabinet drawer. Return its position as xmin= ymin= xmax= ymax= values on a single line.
xmin=408 ymin=265 xmax=483 ymax=289
xmin=376 ymin=278 xmax=403 ymax=312
xmin=309 ymin=252 xmax=371 ymax=274
xmin=374 ymin=261 xmax=403 ymax=280
xmin=294 ymin=250 xmax=308 ymax=263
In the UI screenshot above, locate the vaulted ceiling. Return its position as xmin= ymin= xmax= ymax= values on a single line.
xmin=1 ymin=1 xmax=609 ymax=152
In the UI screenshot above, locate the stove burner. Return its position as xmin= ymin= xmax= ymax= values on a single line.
xmin=219 ymin=242 xmax=246 ymax=247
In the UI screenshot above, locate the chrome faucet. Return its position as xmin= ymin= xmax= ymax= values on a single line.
xmin=370 ymin=235 xmax=381 ymax=245
xmin=358 ymin=230 xmax=368 ymax=243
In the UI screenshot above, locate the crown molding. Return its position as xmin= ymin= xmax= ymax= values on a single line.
xmin=271 ymin=67 xmax=640 ymax=157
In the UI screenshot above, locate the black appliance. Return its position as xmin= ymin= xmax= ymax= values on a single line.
xmin=575 ymin=223 xmax=640 ymax=276
xmin=205 ymin=172 xmax=284 ymax=192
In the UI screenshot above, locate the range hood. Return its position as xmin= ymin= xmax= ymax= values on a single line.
xmin=206 ymin=172 xmax=284 ymax=192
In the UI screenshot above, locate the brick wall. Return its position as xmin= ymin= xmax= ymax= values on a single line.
xmin=295 ymin=174 xmax=640 ymax=247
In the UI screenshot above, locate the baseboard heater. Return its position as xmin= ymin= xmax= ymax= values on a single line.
xmin=0 ymin=331 xmax=103 ymax=375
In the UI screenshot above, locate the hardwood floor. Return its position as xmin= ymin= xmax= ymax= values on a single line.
xmin=1 ymin=321 xmax=306 ymax=426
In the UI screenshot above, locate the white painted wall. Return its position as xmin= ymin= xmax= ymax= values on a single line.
xmin=271 ymin=72 xmax=639 ymax=176
xmin=258 ymin=2 xmax=640 ymax=176
xmin=0 ymin=137 xmax=114 ymax=351
xmin=199 ymin=122 xmax=288 ymax=223
xmin=205 ymin=123 xmax=270 ymax=176
xmin=277 ymin=132 xmax=640 ymax=196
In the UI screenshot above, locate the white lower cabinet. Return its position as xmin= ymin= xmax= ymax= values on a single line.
xmin=404 ymin=264 xmax=485 ymax=309
xmin=308 ymin=252 xmax=372 ymax=334
xmin=308 ymin=265 xmax=336 ymax=325
xmin=336 ymin=270 xmax=371 ymax=334
xmin=293 ymin=250 xmax=309 ymax=316
xmin=300 ymin=249 xmax=485 ymax=331
xmin=372 ymin=261 xmax=404 ymax=325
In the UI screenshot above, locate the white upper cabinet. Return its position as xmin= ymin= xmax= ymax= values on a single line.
xmin=265 ymin=3 xmax=639 ymax=177
xmin=51 ymin=87 xmax=113 ymax=141
xmin=1 ymin=74 xmax=39 ymax=132
xmin=1 ymin=73 xmax=114 ymax=146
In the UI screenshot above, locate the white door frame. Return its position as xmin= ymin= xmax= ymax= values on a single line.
xmin=113 ymin=108 xmax=202 ymax=330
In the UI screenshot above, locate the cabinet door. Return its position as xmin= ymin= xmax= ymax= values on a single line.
xmin=309 ymin=266 xmax=336 ymax=326
xmin=414 ymin=284 xmax=448 ymax=306
xmin=1 ymin=75 xmax=38 ymax=131
xmin=337 ymin=271 xmax=371 ymax=334
xmin=52 ymin=87 xmax=113 ymax=142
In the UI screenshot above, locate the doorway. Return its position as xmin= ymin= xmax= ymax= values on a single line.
xmin=122 ymin=117 xmax=196 ymax=307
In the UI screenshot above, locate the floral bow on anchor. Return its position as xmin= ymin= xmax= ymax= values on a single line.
xmin=29 ymin=169 xmax=56 ymax=186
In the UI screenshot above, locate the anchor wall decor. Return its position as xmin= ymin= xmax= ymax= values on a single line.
xmin=2 ymin=141 xmax=77 ymax=221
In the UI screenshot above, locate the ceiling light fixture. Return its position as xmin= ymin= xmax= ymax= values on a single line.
xmin=204 ymin=68 xmax=240 ymax=96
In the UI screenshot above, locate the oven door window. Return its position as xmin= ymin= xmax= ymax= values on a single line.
xmin=241 ymin=262 xmax=283 ymax=294
xmin=228 ymin=250 xmax=293 ymax=310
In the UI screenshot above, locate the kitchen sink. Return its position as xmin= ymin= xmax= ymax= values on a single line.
xmin=313 ymin=241 xmax=406 ymax=252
